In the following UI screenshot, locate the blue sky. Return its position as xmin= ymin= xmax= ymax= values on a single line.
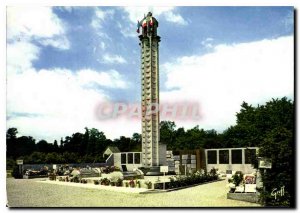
xmin=7 ymin=6 xmax=294 ymax=142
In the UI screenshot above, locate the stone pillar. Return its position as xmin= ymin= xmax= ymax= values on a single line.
xmin=242 ymin=148 xmax=245 ymax=164
xmin=229 ymin=149 xmax=232 ymax=164
xmin=138 ymin=13 xmax=164 ymax=167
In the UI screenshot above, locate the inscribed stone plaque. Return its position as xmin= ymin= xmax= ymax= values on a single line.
xmin=219 ymin=150 xmax=229 ymax=164
xmin=207 ymin=150 xmax=217 ymax=164
xmin=232 ymin=149 xmax=242 ymax=164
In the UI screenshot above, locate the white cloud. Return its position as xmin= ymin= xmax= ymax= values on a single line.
xmin=7 ymin=6 xmax=70 ymax=50
xmin=123 ymin=7 xmax=175 ymax=24
xmin=164 ymin=11 xmax=188 ymax=25
xmin=101 ymin=54 xmax=127 ymax=64
xmin=39 ymin=36 xmax=70 ymax=50
xmin=7 ymin=36 xmax=130 ymax=142
xmin=7 ymin=67 xmax=130 ymax=142
xmin=119 ymin=7 xmax=187 ymax=37
xmin=7 ymin=41 xmax=40 ymax=75
xmin=161 ymin=36 xmax=294 ymax=131
xmin=90 ymin=8 xmax=115 ymax=30
xmin=201 ymin=37 xmax=214 ymax=49
xmin=117 ymin=21 xmax=137 ymax=38
xmin=100 ymin=41 xmax=106 ymax=50
xmin=77 ymin=69 xmax=128 ymax=89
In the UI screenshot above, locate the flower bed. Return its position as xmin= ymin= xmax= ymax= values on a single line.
xmin=154 ymin=169 xmax=219 ymax=190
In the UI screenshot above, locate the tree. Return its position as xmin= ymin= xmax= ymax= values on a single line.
xmin=53 ymin=140 xmax=59 ymax=152
xmin=62 ymin=152 xmax=79 ymax=163
xmin=45 ymin=152 xmax=62 ymax=164
xmin=17 ymin=136 xmax=36 ymax=156
xmin=132 ymin=133 xmax=141 ymax=144
xmin=256 ymin=127 xmax=294 ymax=207
xmin=223 ymin=97 xmax=294 ymax=148
xmin=63 ymin=133 xmax=84 ymax=154
xmin=174 ymin=127 xmax=186 ymax=150
xmin=202 ymin=129 xmax=223 ymax=149
xmin=131 ymin=133 xmax=141 ymax=151
xmin=86 ymin=128 xmax=107 ymax=155
xmin=27 ymin=152 xmax=46 ymax=164
xmin=160 ymin=121 xmax=176 ymax=149
xmin=7 ymin=128 xmax=18 ymax=140
xmin=6 ymin=128 xmax=18 ymax=158
xmin=225 ymin=97 xmax=294 ymax=206
xmin=119 ymin=136 xmax=132 ymax=152
xmin=36 ymin=140 xmax=51 ymax=153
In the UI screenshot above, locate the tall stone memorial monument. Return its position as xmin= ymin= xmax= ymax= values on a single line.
xmin=137 ymin=12 xmax=166 ymax=172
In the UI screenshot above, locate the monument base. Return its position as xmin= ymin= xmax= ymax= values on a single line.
xmin=145 ymin=166 xmax=163 ymax=176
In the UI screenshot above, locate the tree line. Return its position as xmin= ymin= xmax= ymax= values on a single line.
xmin=7 ymin=97 xmax=293 ymax=165
xmin=6 ymin=127 xmax=142 ymax=167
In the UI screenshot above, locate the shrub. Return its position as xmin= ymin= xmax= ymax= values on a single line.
xmin=73 ymin=176 xmax=80 ymax=183
xmin=209 ymin=168 xmax=217 ymax=177
xmin=230 ymin=172 xmax=244 ymax=186
xmin=101 ymin=178 xmax=110 ymax=186
xmin=145 ymin=180 xmax=152 ymax=189
xmin=165 ymin=171 xmax=219 ymax=190
xmin=154 ymin=183 xmax=163 ymax=189
xmin=81 ymin=179 xmax=87 ymax=184
xmin=169 ymin=177 xmax=178 ymax=188
xmin=116 ymin=178 xmax=123 ymax=187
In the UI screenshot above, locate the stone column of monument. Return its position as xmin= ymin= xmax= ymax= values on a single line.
xmin=137 ymin=12 xmax=166 ymax=170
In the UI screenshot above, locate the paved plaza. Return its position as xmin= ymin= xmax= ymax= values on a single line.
xmin=6 ymin=178 xmax=261 ymax=207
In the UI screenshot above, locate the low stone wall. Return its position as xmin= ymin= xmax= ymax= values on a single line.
xmin=227 ymin=193 xmax=259 ymax=203
xmin=23 ymin=163 xmax=107 ymax=171
xmin=23 ymin=175 xmax=48 ymax=179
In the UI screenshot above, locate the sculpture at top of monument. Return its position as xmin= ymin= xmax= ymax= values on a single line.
xmin=136 ymin=12 xmax=159 ymax=37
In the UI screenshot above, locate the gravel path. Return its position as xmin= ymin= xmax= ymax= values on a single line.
xmin=6 ymin=178 xmax=261 ymax=207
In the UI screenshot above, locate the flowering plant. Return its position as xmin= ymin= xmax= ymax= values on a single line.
xmin=101 ymin=177 xmax=110 ymax=186
xmin=129 ymin=179 xmax=135 ymax=188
